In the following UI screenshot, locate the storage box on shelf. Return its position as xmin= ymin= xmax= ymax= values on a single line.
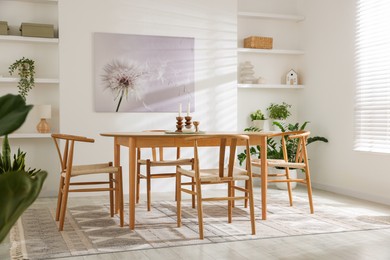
xmin=20 ymin=22 xmax=54 ymax=38
xmin=0 ymin=21 xmax=9 ymax=35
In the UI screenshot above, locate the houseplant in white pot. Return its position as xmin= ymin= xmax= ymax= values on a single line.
xmin=267 ymin=102 xmax=291 ymax=131
xmin=250 ymin=109 xmax=267 ymax=130
xmin=237 ymin=121 xmax=328 ymax=189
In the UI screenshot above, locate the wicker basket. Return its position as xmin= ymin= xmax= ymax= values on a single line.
xmin=244 ymin=36 xmax=273 ymax=49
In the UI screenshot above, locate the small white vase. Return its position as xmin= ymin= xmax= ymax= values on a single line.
xmin=271 ymin=119 xmax=286 ymax=131
xmin=252 ymin=119 xmax=268 ymax=130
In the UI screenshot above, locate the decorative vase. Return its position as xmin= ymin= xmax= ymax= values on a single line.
xmin=240 ymin=61 xmax=256 ymax=84
xmin=252 ymin=119 xmax=268 ymax=131
xmin=271 ymin=119 xmax=286 ymax=131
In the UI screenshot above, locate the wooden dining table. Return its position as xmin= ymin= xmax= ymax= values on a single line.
xmin=100 ymin=131 xmax=273 ymax=230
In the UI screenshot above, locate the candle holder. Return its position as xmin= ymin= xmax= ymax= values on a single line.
xmin=193 ymin=121 xmax=200 ymax=132
xmin=176 ymin=116 xmax=184 ymax=132
xmin=184 ymin=116 xmax=192 ymax=129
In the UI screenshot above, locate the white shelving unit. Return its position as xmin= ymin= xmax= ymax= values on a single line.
xmin=0 ymin=77 xmax=59 ymax=84
xmin=0 ymin=0 xmax=59 ymax=138
xmin=238 ymin=84 xmax=304 ymax=89
xmin=237 ymin=11 xmax=305 ymax=88
xmin=238 ymin=12 xmax=304 ymax=22
xmin=0 ymin=35 xmax=58 ymax=44
xmin=237 ymin=47 xmax=304 ymax=55
xmin=3 ymin=133 xmax=52 ymax=139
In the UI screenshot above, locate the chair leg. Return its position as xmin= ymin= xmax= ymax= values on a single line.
xmin=191 ymin=177 xmax=195 ymax=209
xmin=118 ymin=168 xmax=124 ymax=227
xmin=285 ymin=168 xmax=293 ymax=206
xmin=109 ymin=173 xmax=114 ymax=217
xmin=248 ymin=178 xmax=256 ymax=235
xmin=305 ymin=168 xmax=314 ymax=214
xmin=176 ymin=171 xmax=182 ymax=227
xmin=58 ymin=178 xmax=70 ymax=231
xmin=244 ymin=180 xmax=249 ymax=208
xmin=136 ymin=163 xmax=141 ymax=204
xmin=228 ymin=181 xmax=232 ymax=223
xmin=146 ymin=163 xmax=151 ymax=211
xmin=56 ymin=175 xmax=65 ymax=221
xmin=195 ymin=179 xmax=204 ymax=239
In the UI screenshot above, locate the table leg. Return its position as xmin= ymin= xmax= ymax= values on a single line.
xmin=260 ymin=136 xmax=267 ymax=220
xmin=128 ymin=137 xmax=136 ymax=230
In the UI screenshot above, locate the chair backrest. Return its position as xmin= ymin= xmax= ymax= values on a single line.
xmin=187 ymin=134 xmax=251 ymax=178
xmin=272 ymin=130 xmax=310 ymax=164
xmin=51 ymin=133 xmax=94 ymax=172
xmin=138 ymin=130 xmax=180 ymax=161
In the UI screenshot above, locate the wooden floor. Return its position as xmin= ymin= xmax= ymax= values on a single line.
xmin=2 ymin=186 xmax=390 ymax=260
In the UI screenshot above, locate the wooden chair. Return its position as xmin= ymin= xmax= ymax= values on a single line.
xmin=136 ymin=130 xmax=194 ymax=211
xmin=51 ymin=133 xmax=124 ymax=231
xmin=251 ymin=130 xmax=314 ymax=213
xmin=176 ymin=134 xmax=256 ymax=239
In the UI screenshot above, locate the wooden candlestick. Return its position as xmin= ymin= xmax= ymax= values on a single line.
xmin=184 ymin=116 xmax=192 ymax=129
xmin=193 ymin=121 xmax=200 ymax=132
xmin=176 ymin=116 xmax=184 ymax=132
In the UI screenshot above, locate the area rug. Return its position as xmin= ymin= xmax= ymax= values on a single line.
xmin=8 ymin=189 xmax=390 ymax=259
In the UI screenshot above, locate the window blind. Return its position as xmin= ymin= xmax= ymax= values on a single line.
xmin=354 ymin=0 xmax=390 ymax=153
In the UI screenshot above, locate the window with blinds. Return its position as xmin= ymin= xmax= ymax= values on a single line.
xmin=354 ymin=0 xmax=390 ymax=153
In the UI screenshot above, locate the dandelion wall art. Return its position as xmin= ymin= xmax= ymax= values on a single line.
xmin=94 ymin=33 xmax=195 ymax=113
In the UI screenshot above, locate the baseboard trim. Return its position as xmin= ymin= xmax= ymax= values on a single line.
xmin=312 ymin=182 xmax=390 ymax=206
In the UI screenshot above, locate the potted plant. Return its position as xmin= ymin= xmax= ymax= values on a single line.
xmin=237 ymin=121 xmax=328 ymax=189
xmin=8 ymin=57 xmax=35 ymax=101
xmin=0 ymin=94 xmax=47 ymax=243
xmin=267 ymin=102 xmax=291 ymax=131
xmin=250 ymin=109 xmax=267 ymax=130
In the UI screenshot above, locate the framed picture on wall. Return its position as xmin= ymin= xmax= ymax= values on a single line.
xmin=94 ymin=32 xmax=195 ymax=113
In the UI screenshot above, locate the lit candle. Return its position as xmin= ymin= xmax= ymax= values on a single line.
xmin=187 ymin=102 xmax=190 ymax=116
xmin=179 ymin=103 xmax=182 ymax=117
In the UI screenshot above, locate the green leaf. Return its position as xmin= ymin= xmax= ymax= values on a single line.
xmin=0 ymin=94 xmax=33 ymax=136
xmin=0 ymin=170 xmax=47 ymax=242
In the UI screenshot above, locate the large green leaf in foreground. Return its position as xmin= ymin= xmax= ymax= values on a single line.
xmin=0 ymin=171 xmax=47 ymax=242
xmin=0 ymin=94 xmax=33 ymax=136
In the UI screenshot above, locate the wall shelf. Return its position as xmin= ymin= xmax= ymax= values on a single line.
xmin=0 ymin=35 xmax=58 ymax=44
xmin=2 ymin=133 xmax=52 ymax=139
xmin=0 ymin=77 xmax=59 ymax=84
xmin=238 ymin=84 xmax=304 ymax=89
xmin=237 ymin=48 xmax=304 ymax=55
xmin=238 ymin=11 xmax=305 ymax=22
xmin=0 ymin=0 xmax=57 ymax=4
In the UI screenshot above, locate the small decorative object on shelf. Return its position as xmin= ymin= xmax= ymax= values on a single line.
xmin=36 ymin=104 xmax=51 ymax=133
xmin=286 ymin=69 xmax=298 ymax=85
xmin=193 ymin=121 xmax=200 ymax=132
xmin=176 ymin=117 xmax=183 ymax=132
xmin=240 ymin=61 xmax=256 ymax=83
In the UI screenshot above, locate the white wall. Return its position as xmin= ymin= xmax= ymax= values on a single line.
xmin=300 ymin=0 xmax=390 ymax=205
xmin=55 ymin=0 xmax=237 ymax=196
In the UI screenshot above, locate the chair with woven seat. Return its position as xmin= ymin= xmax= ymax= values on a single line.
xmin=251 ymin=130 xmax=314 ymax=213
xmin=51 ymin=133 xmax=124 ymax=231
xmin=176 ymin=134 xmax=256 ymax=239
xmin=136 ymin=130 xmax=194 ymax=211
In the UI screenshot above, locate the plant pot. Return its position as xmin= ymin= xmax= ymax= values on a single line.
xmin=271 ymin=119 xmax=286 ymax=131
xmin=269 ymin=167 xmax=297 ymax=190
xmin=252 ymin=119 xmax=268 ymax=130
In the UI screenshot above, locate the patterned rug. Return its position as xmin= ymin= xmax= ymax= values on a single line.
xmin=8 ymin=189 xmax=390 ymax=259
